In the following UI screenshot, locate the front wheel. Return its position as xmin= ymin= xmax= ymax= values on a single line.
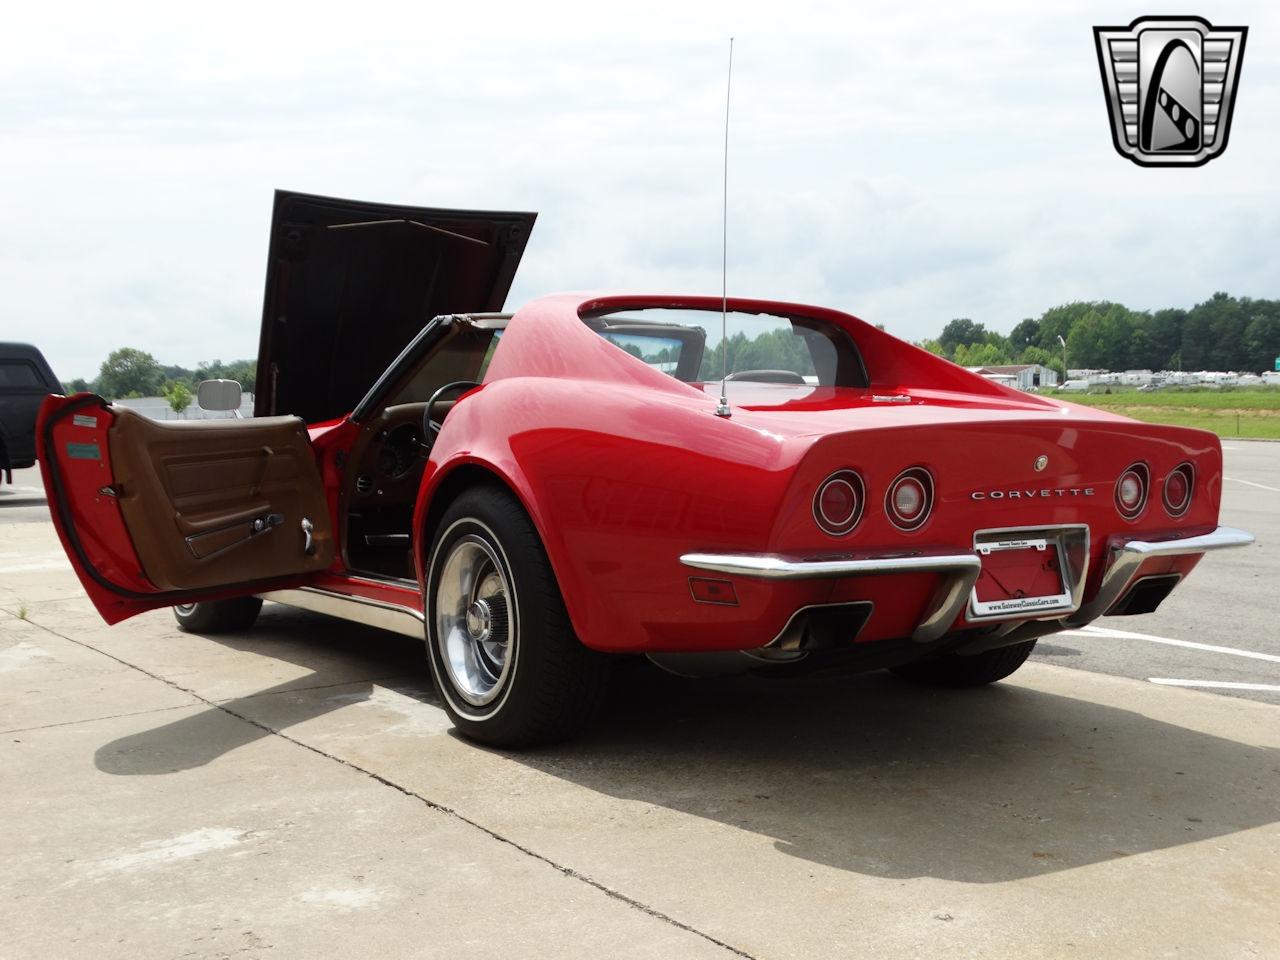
xmin=424 ymin=487 xmax=610 ymax=748
xmin=172 ymin=597 xmax=263 ymax=633
xmin=890 ymin=640 xmax=1037 ymax=688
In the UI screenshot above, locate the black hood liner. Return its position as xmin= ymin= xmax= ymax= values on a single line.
xmin=255 ymin=190 xmax=535 ymax=424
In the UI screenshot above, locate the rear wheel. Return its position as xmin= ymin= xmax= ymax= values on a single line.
xmin=425 ymin=486 xmax=610 ymax=748
xmin=891 ymin=640 xmax=1037 ymax=688
xmin=172 ymin=597 xmax=263 ymax=633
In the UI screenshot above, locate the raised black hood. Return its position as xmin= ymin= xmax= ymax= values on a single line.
xmin=255 ymin=190 xmax=536 ymax=423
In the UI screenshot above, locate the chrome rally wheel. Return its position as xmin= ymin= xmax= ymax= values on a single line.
xmin=435 ymin=533 xmax=517 ymax=707
xmin=424 ymin=487 xmax=611 ymax=747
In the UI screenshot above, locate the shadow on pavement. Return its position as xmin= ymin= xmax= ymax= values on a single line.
xmin=95 ymin=611 xmax=1280 ymax=884
xmin=94 ymin=605 xmax=433 ymax=776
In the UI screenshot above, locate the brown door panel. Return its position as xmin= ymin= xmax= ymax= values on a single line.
xmin=108 ymin=408 xmax=334 ymax=591
xmin=176 ymin=502 xmax=273 ymax=537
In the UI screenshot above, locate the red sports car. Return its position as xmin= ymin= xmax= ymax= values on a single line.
xmin=37 ymin=191 xmax=1253 ymax=746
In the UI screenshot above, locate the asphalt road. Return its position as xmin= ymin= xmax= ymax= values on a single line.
xmin=1030 ymin=441 xmax=1279 ymax=704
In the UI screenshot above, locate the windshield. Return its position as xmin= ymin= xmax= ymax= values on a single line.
xmin=582 ymin=307 xmax=867 ymax=387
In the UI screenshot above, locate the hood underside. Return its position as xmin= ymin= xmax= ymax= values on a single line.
xmin=255 ymin=190 xmax=536 ymax=424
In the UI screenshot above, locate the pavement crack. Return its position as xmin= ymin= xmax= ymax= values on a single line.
xmin=23 ymin=618 xmax=760 ymax=960
xmin=211 ymin=674 xmax=417 ymax=703
xmin=1 ymin=702 xmax=194 ymax=736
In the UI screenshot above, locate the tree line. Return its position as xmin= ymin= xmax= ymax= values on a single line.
xmin=919 ymin=293 xmax=1280 ymax=375
xmin=65 ymin=348 xmax=256 ymax=410
xmin=70 ymin=293 xmax=1279 ymax=411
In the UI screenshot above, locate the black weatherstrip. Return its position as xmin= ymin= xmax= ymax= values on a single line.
xmin=42 ymin=394 xmax=315 ymax=604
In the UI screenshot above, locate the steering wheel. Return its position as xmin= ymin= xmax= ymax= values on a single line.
xmin=422 ymin=380 xmax=482 ymax=452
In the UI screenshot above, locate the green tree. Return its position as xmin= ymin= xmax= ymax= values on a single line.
xmin=1243 ymin=308 xmax=1280 ymax=372
xmin=1146 ymin=308 xmax=1185 ymax=370
xmin=196 ymin=359 xmax=257 ymax=394
xmin=1066 ymin=310 xmax=1106 ymax=369
xmin=97 ymin=348 xmax=162 ymax=400
xmin=1199 ymin=293 xmax=1248 ymax=370
xmin=1175 ymin=293 xmax=1251 ymax=370
xmin=916 ymin=339 xmax=945 ymax=356
xmin=1036 ymin=302 xmax=1098 ymax=353
xmin=163 ymin=381 xmax=193 ymax=418
xmin=938 ymin=318 xmax=988 ymax=356
xmin=953 ymin=342 xmax=1012 ymax=367
xmin=698 ymin=329 xmax=818 ymax=381
xmin=1009 ymin=317 xmax=1040 ymax=351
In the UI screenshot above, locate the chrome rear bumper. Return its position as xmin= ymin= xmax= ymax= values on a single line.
xmin=680 ymin=549 xmax=982 ymax=643
xmin=1064 ymin=525 xmax=1254 ymax=626
xmin=680 ymin=525 xmax=1253 ymax=644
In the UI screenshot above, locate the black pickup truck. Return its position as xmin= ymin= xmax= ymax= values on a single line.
xmin=0 ymin=343 xmax=61 ymax=482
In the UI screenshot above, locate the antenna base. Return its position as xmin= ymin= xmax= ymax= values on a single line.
xmin=715 ymin=397 xmax=732 ymax=418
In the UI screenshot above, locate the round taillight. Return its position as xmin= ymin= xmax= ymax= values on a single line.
xmin=813 ymin=470 xmax=865 ymax=536
xmin=886 ymin=467 xmax=934 ymax=531
xmin=1163 ymin=462 xmax=1194 ymax=517
xmin=1115 ymin=463 xmax=1149 ymax=520
xmin=820 ymin=480 xmax=858 ymax=525
xmin=893 ymin=477 xmax=925 ymax=519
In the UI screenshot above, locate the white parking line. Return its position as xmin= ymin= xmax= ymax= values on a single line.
xmin=1065 ymin=625 xmax=1280 ymax=664
xmin=1224 ymin=476 xmax=1280 ymax=493
xmin=1149 ymin=678 xmax=1280 ymax=692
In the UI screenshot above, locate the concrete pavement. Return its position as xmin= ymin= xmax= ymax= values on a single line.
xmin=2 ymin=515 xmax=1278 ymax=958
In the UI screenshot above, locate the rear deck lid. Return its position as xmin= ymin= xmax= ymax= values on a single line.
xmin=256 ymin=190 xmax=536 ymax=424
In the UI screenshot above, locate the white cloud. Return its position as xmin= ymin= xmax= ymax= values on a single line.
xmin=1 ymin=0 xmax=1276 ymax=378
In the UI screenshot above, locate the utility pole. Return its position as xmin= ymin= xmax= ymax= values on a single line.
xmin=1057 ymin=334 xmax=1068 ymax=384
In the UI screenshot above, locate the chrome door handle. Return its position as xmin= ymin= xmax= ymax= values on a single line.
xmin=301 ymin=517 xmax=315 ymax=556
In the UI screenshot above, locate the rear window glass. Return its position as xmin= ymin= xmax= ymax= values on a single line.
xmin=601 ymin=332 xmax=685 ymax=374
xmin=0 ymin=360 xmax=43 ymax=389
xmin=582 ymin=307 xmax=867 ymax=387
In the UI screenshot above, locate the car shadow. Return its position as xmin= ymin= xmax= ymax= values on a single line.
xmin=549 ymin=664 xmax=1280 ymax=882
xmin=96 ymin=611 xmax=1280 ymax=884
xmin=93 ymin=604 xmax=433 ymax=777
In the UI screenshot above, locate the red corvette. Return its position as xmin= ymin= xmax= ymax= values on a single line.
xmin=37 ymin=191 xmax=1253 ymax=746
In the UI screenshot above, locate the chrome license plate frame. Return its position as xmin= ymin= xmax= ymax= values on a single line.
xmin=967 ymin=524 xmax=1091 ymax=622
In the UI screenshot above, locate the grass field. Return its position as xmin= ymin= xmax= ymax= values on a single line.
xmin=1050 ymin=387 xmax=1280 ymax=439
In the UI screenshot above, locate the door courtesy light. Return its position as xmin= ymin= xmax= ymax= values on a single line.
xmin=1162 ymin=462 xmax=1194 ymax=518
xmin=886 ymin=467 xmax=934 ymax=531
xmin=1115 ymin=463 xmax=1149 ymax=520
xmin=813 ymin=470 xmax=865 ymax=536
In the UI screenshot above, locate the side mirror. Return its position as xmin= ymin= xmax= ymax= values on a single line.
xmin=197 ymin=379 xmax=243 ymax=413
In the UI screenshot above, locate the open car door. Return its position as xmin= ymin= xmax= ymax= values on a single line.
xmin=37 ymin=394 xmax=334 ymax=624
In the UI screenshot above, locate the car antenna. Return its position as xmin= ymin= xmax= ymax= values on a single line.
xmin=715 ymin=37 xmax=734 ymax=419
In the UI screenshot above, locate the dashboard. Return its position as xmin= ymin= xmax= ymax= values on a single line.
xmin=375 ymin=422 xmax=421 ymax=481
xmin=349 ymin=403 xmax=433 ymax=501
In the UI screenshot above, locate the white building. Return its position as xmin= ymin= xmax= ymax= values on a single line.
xmin=967 ymin=364 xmax=1059 ymax=391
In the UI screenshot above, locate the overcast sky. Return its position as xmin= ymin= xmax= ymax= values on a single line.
xmin=3 ymin=1 xmax=1277 ymax=379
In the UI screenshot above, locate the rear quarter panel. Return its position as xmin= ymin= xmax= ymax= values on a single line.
xmin=414 ymin=376 xmax=817 ymax=651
